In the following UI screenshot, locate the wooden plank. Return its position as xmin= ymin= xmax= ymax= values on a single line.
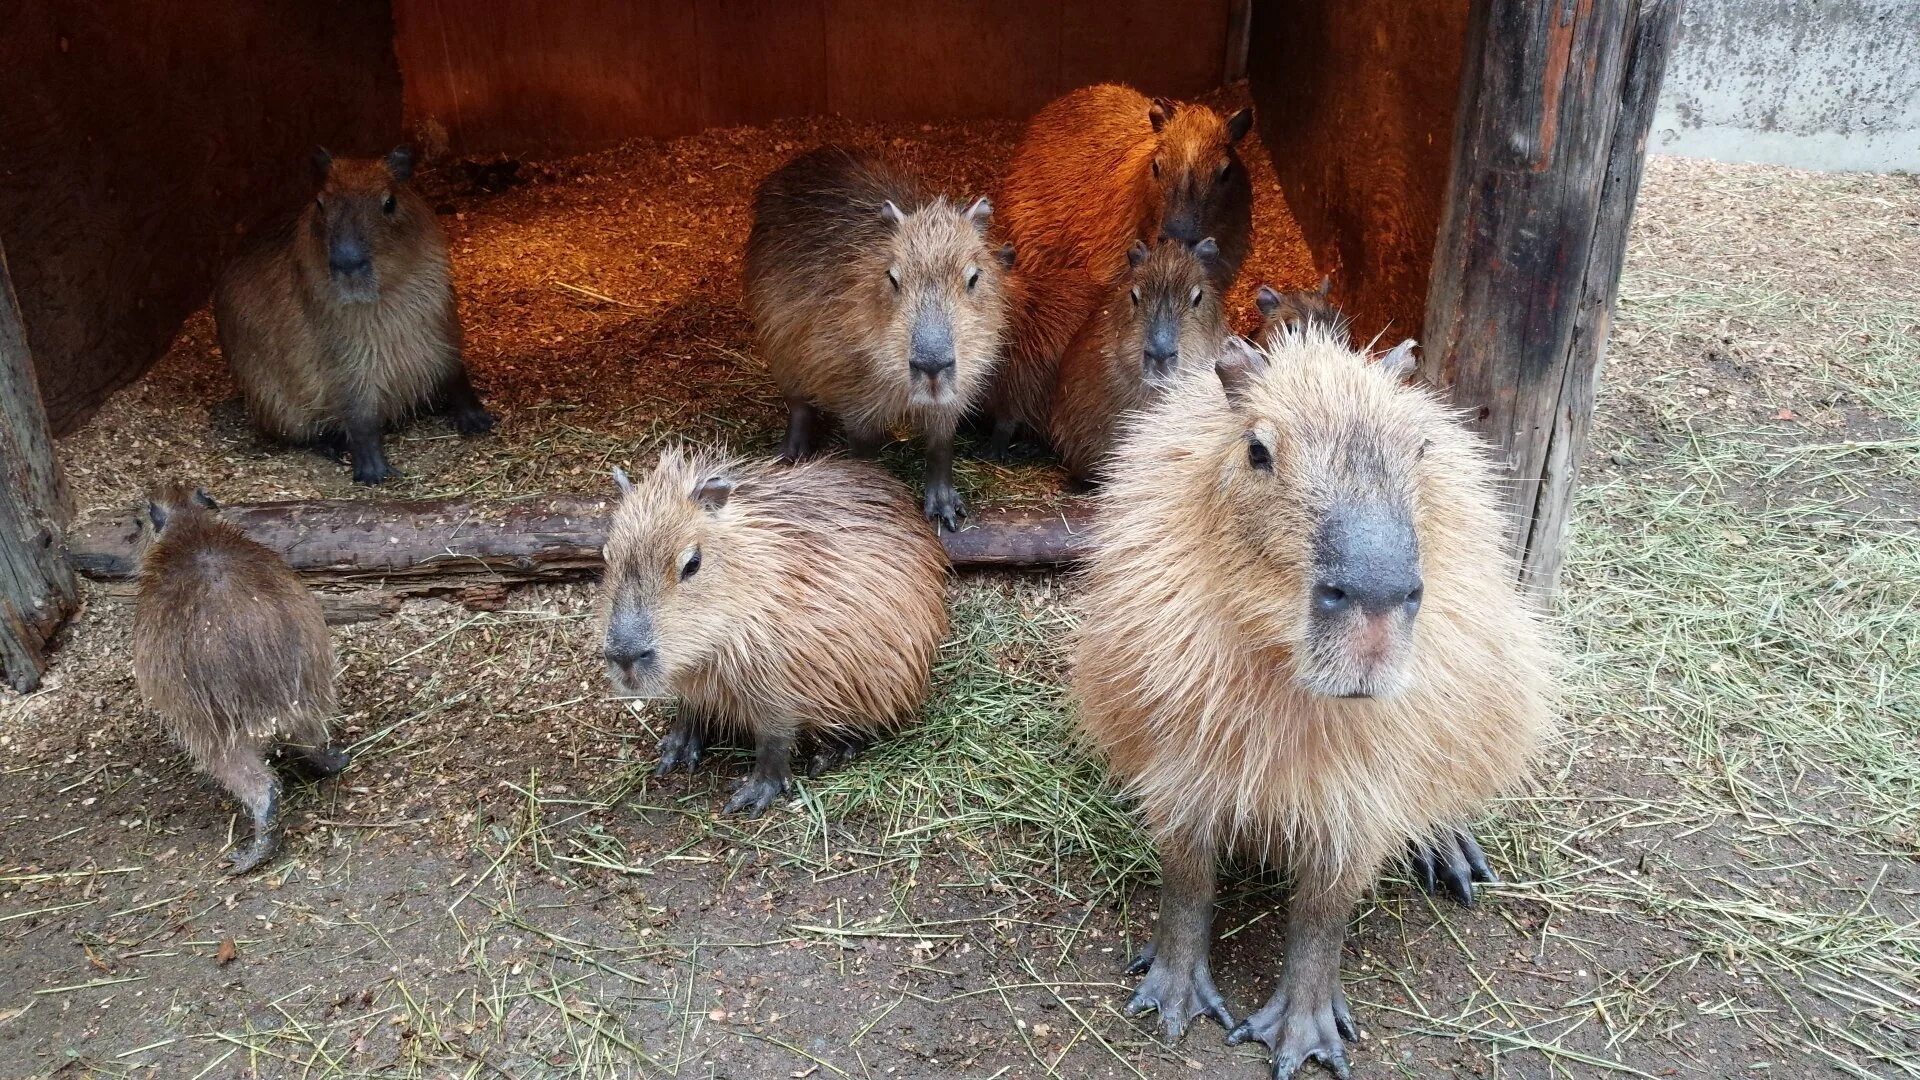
xmin=1058 ymin=0 xmax=1232 ymax=103
xmin=0 ymin=242 xmax=77 ymax=693
xmin=824 ymin=0 xmax=1060 ymax=122
xmin=67 ymin=497 xmax=1096 ymax=592
xmin=696 ymin=2 xmax=830 ymax=129
xmin=1421 ymin=0 xmax=1682 ymax=593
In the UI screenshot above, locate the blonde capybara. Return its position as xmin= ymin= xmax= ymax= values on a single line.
xmin=988 ymin=85 xmax=1254 ymax=449
xmin=599 ymin=448 xmax=950 ymax=816
xmin=743 ymin=147 xmax=1012 ymax=531
xmin=1073 ymin=330 xmax=1557 ymax=1078
xmin=131 ymin=485 xmax=350 ymax=874
xmin=1049 ymin=237 xmax=1227 ymax=483
xmin=1254 ymin=278 xmax=1350 ymax=346
xmin=215 ymin=146 xmax=492 ymax=485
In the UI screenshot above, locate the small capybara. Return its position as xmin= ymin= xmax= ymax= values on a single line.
xmin=599 ymin=447 xmax=949 ymax=816
xmin=743 ymin=147 xmax=1012 ymax=531
xmin=1255 ymin=278 xmax=1350 ymax=345
xmin=989 ymin=85 xmax=1254 ymax=448
xmin=1073 ymin=330 xmax=1556 ymax=1078
xmin=216 ymin=146 xmax=493 ymax=485
xmin=1049 ymin=237 xmax=1227 ymax=484
xmin=131 ymin=485 xmax=351 ymax=874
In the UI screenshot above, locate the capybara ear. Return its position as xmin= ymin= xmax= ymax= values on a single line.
xmin=1226 ymin=107 xmax=1254 ymax=144
xmin=386 ymin=145 xmax=416 ymax=182
xmin=878 ymin=200 xmax=906 ymax=227
xmin=1316 ymin=275 xmax=1332 ymax=298
xmin=963 ymin=196 xmax=992 ymax=232
xmin=311 ymin=147 xmax=334 ymax=182
xmin=1256 ymin=284 xmax=1282 ymax=318
xmin=1215 ymin=336 xmax=1269 ymax=406
xmin=191 ymin=488 xmax=219 ymax=511
xmin=1148 ymin=98 xmax=1175 ymax=133
xmin=1126 ymin=239 xmax=1151 ymax=268
xmin=1192 ymin=236 xmax=1220 ymax=263
xmin=690 ymin=474 xmax=736 ymax=512
xmin=613 ymin=466 xmax=635 ymax=495
xmin=996 ymin=242 xmax=1016 ymax=269
xmin=1377 ymin=339 xmax=1419 ymax=380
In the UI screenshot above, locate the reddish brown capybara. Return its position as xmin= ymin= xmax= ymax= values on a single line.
xmin=131 ymin=484 xmax=351 ymax=874
xmin=743 ymin=147 xmax=1012 ymax=531
xmin=1073 ymin=330 xmax=1557 ymax=1078
xmin=1255 ymin=278 xmax=1351 ymax=346
xmin=215 ymin=146 xmax=492 ymax=485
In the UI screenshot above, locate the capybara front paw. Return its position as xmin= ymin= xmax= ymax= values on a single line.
xmin=351 ymin=458 xmax=394 ymax=485
xmin=1407 ymin=826 xmax=1498 ymax=906
xmin=923 ymin=483 xmax=967 ymax=533
xmin=655 ymin=723 xmax=706 ymax=776
xmin=1124 ymin=951 xmax=1235 ymax=1042
xmin=452 ymin=406 xmax=496 ymax=437
xmin=226 ymin=835 xmax=280 ymax=876
xmin=722 ymin=774 xmax=789 ymax=817
xmin=302 ymin=745 xmax=353 ymax=779
xmin=1227 ymin=986 xmax=1357 ymax=1080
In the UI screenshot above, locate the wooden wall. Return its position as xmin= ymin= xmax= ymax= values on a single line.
xmin=0 ymin=2 xmax=402 ymax=434
xmin=1246 ymin=0 xmax=1471 ymax=343
xmin=394 ymin=0 xmax=1236 ymax=154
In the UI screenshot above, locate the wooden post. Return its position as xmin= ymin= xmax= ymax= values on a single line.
xmin=0 ymin=241 xmax=76 ymax=693
xmin=1421 ymin=0 xmax=1682 ymax=594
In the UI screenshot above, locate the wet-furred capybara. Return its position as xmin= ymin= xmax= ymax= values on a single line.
xmin=216 ymin=146 xmax=493 ymax=485
xmin=131 ymin=484 xmax=351 ymax=874
xmin=744 ymin=147 xmax=1012 ymax=531
xmin=1072 ymin=329 xmax=1557 ymax=1078
xmin=599 ymin=447 xmax=949 ymax=816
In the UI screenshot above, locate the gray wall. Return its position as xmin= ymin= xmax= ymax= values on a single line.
xmin=1652 ymin=0 xmax=1920 ymax=172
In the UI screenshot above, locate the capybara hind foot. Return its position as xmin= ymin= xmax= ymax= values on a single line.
xmin=1227 ymin=982 xmax=1358 ymax=1080
xmin=1407 ymin=826 xmax=1497 ymax=906
xmin=923 ymin=479 xmax=967 ymax=533
xmin=451 ymin=403 xmax=495 ymax=437
xmin=209 ymin=746 xmax=284 ymax=876
xmin=442 ymin=366 xmax=495 ymax=436
xmin=1124 ymin=942 xmax=1234 ymax=1041
xmin=805 ymin=731 xmax=872 ymax=777
xmin=290 ymin=743 xmax=352 ymax=780
xmin=655 ymin=716 xmax=708 ymax=776
xmin=723 ymin=733 xmax=794 ymax=817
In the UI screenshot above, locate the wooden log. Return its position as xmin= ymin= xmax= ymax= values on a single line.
xmin=0 ymin=241 xmax=77 ymax=693
xmin=66 ymin=496 xmax=1095 ymax=594
xmin=1421 ymin=0 xmax=1682 ymax=595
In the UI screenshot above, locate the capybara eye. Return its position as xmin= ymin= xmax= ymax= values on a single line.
xmin=886 ymin=267 xmax=901 ymax=291
xmin=1247 ymin=438 xmax=1273 ymax=471
xmin=679 ymin=546 xmax=702 ymax=581
xmin=1190 ymin=286 xmax=1204 ymax=308
xmin=314 ymin=197 xmax=325 ymax=212
xmin=1129 ymin=287 xmax=1141 ymax=306
xmin=1150 ymin=158 xmax=1162 ymax=179
xmin=382 ymin=193 xmax=397 ymax=215
xmin=965 ymin=265 xmax=980 ymax=291
xmin=1217 ymin=161 xmax=1232 ymax=183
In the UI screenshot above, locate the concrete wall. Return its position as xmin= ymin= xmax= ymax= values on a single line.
xmin=1652 ymin=0 xmax=1919 ymax=172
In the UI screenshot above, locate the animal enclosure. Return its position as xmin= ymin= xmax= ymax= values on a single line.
xmin=0 ymin=0 xmax=1677 ymax=689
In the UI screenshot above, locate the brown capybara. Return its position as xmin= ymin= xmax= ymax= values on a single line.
xmin=215 ymin=146 xmax=493 ymax=485
xmin=1255 ymin=278 xmax=1350 ymax=346
xmin=131 ymin=485 xmax=351 ymax=874
xmin=599 ymin=447 xmax=949 ymax=816
xmin=743 ymin=147 xmax=1012 ymax=531
xmin=989 ymin=85 xmax=1254 ymax=449
xmin=1073 ymin=330 xmax=1556 ymax=1079
xmin=1049 ymin=237 xmax=1227 ymax=484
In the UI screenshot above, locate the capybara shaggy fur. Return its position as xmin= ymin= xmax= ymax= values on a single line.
xmin=599 ymin=448 xmax=949 ymax=816
xmin=1049 ymin=238 xmax=1227 ymax=483
xmin=131 ymin=485 xmax=350 ymax=874
xmin=744 ymin=147 xmax=1012 ymax=530
xmin=216 ymin=146 xmax=492 ymax=485
xmin=989 ymin=85 xmax=1253 ymax=446
xmin=1255 ymin=278 xmax=1350 ymax=345
xmin=1073 ymin=330 xmax=1556 ymax=1078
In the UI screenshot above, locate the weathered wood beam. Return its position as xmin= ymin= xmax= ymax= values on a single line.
xmin=0 ymin=241 xmax=77 ymax=693
xmin=1421 ymin=0 xmax=1682 ymax=594
xmin=67 ymin=496 xmax=1095 ymax=595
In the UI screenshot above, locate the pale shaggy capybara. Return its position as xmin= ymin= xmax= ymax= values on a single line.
xmin=215 ymin=146 xmax=493 ymax=485
xmin=131 ymin=485 xmax=351 ymax=874
xmin=1073 ymin=330 xmax=1557 ymax=1079
xmin=988 ymin=85 xmax=1254 ymax=448
xmin=599 ymin=448 xmax=950 ymax=817
xmin=1255 ymin=278 xmax=1350 ymax=346
xmin=743 ymin=147 xmax=1012 ymax=531
xmin=1049 ymin=237 xmax=1227 ymax=484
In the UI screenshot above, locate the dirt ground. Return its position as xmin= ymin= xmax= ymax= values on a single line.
xmin=3 ymin=106 xmax=1917 ymax=1080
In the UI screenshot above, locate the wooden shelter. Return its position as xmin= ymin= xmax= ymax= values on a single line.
xmin=0 ymin=0 xmax=1680 ymax=691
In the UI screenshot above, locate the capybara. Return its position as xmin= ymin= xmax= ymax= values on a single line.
xmin=216 ymin=146 xmax=493 ymax=485
xmin=599 ymin=447 xmax=949 ymax=816
xmin=1073 ymin=330 xmax=1556 ymax=1078
xmin=131 ymin=485 xmax=351 ymax=874
xmin=1255 ymin=278 xmax=1350 ymax=345
xmin=1049 ymin=237 xmax=1227 ymax=483
xmin=989 ymin=85 xmax=1254 ymax=448
xmin=743 ymin=147 xmax=1012 ymax=531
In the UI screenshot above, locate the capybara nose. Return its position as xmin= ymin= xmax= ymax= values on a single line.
xmin=910 ymin=350 xmax=956 ymax=377
xmin=1143 ymin=342 xmax=1177 ymax=376
xmin=328 ymin=240 xmax=369 ymax=274
xmin=605 ymin=644 xmax=658 ymax=671
xmin=1313 ymin=577 xmax=1423 ymax=618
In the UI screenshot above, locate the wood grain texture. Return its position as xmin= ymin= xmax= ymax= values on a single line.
xmin=0 ymin=1 xmax=402 ymax=435
xmin=396 ymin=0 xmax=1234 ymax=154
xmin=67 ymin=497 xmax=1095 ymax=591
xmin=1422 ymin=0 xmax=1681 ymax=593
xmin=1246 ymin=0 xmax=1471 ymax=345
xmin=0 ymin=243 xmax=76 ymax=693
